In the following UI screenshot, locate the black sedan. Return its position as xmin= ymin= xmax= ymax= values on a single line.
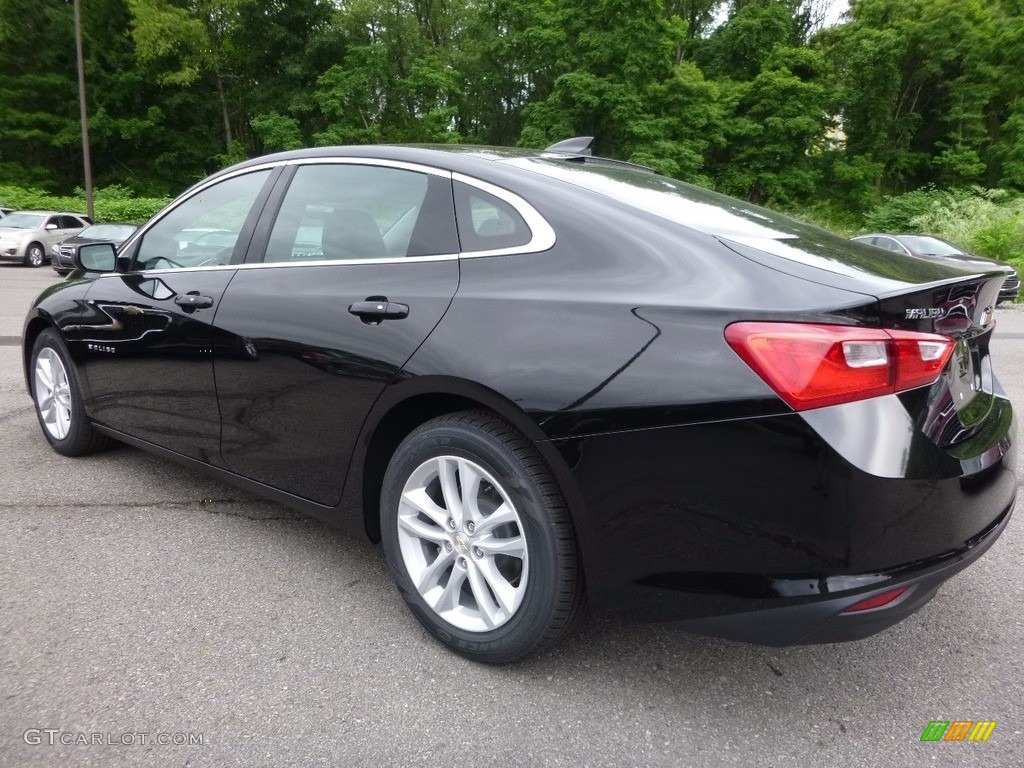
xmin=23 ymin=141 xmax=1017 ymax=663
xmin=851 ymin=233 xmax=1020 ymax=304
xmin=51 ymin=223 xmax=138 ymax=276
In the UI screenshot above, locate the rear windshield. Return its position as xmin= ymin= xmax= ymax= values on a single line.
xmin=508 ymin=158 xmax=978 ymax=285
xmin=508 ymin=158 xmax=804 ymax=240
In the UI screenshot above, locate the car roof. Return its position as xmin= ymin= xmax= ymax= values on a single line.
xmin=8 ymin=210 xmax=88 ymax=217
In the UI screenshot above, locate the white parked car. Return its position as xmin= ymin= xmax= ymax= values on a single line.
xmin=0 ymin=211 xmax=91 ymax=267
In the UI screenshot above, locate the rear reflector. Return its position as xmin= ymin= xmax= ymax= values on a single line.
xmin=842 ymin=586 xmax=911 ymax=613
xmin=725 ymin=322 xmax=955 ymax=410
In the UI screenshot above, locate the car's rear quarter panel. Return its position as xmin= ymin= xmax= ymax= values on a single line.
xmin=401 ymin=171 xmax=1016 ymax=625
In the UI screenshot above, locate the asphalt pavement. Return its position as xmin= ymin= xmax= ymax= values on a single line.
xmin=1 ymin=262 xmax=1021 ymax=767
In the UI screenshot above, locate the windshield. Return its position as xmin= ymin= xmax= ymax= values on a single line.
xmin=1 ymin=213 xmax=45 ymax=229
xmin=895 ymin=236 xmax=964 ymax=256
xmin=82 ymin=224 xmax=135 ymax=240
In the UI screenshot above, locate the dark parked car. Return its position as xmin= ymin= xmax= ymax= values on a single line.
xmin=51 ymin=223 xmax=138 ymax=276
xmin=23 ymin=141 xmax=1017 ymax=663
xmin=852 ymin=233 xmax=1020 ymax=304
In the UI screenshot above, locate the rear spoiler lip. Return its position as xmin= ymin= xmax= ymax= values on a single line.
xmin=872 ymin=270 xmax=1011 ymax=302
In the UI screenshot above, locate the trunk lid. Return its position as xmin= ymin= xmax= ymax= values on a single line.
xmin=719 ymin=233 xmax=1009 ymax=451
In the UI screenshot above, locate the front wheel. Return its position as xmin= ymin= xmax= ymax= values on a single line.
xmin=380 ymin=411 xmax=583 ymax=663
xmin=30 ymin=329 xmax=111 ymax=456
xmin=25 ymin=242 xmax=46 ymax=267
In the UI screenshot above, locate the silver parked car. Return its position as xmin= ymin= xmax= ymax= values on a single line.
xmin=0 ymin=211 xmax=91 ymax=267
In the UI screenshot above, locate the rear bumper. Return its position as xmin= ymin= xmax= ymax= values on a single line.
xmin=663 ymin=497 xmax=1013 ymax=645
xmin=550 ymin=391 xmax=1016 ymax=645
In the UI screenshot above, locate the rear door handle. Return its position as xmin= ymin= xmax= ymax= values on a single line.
xmin=348 ymin=298 xmax=409 ymax=322
xmin=175 ymin=293 xmax=214 ymax=310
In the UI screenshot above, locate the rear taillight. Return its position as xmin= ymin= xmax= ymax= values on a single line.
xmin=725 ymin=322 xmax=955 ymax=411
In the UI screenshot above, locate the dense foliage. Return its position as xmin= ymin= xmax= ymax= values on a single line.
xmin=0 ymin=0 xmax=1022 ymax=273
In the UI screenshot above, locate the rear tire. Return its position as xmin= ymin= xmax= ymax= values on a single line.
xmin=30 ymin=329 xmax=112 ymax=456
xmin=380 ymin=411 xmax=583 ymax=663
xmin=24 ymin=242 xmax=46 ymax=267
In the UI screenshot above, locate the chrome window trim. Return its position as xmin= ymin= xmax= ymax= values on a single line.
xmin=452 ymin=172 xmax=557 ymax=258
xmin=282 ymin=156 xmax=453 ymax=178
xmin=117 ymin=156 xmax=557 ymax=272
xmin=92 ymin=253 xmax=460 ymax=279
xmin=243 ymin=253 xmax=459 ymax=269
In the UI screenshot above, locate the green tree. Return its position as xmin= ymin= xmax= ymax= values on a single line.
xmin=127 ymin=0 xmax=248 ymax=152
xmin=0 ymin=0 xmax=79 ymax=190
xmin=712 ymin=45 xmax=833 ymax=203
xmin=824 ymin=0 xmax=1001 ymax=193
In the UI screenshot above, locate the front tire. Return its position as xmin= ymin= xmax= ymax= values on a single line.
xmin=381 ymin=411 xmax=583 ymax=663
xmin=30 ymin=329 xmax=111 ymax=456
xmin=24 ymin=242 xmax=46 ymax=267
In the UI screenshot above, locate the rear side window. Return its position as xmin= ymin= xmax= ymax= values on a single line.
xmin=263 ymin=164 xmax=458 ymax=263
xmin=453 ymin=181 xmax=532 ymax=252
xmin=875 ymin=238 xmax=905 ymax=254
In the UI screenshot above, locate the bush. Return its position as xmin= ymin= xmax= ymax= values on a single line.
xmin=0 ymin=184 xmax=170 ymax=224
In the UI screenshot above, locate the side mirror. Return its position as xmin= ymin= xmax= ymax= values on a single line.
xmin=75 ymin=242 xmax=118 ymax=272
xmin=45 ymin=223 xmax=59 ymax=231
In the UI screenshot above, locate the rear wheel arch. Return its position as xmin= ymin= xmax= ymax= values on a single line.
xmin=353 ymin=380 xmax=584 ymax=546
xmin=379 ymin=410 xmax=584 ymax=662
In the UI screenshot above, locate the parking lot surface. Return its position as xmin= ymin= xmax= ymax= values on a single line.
xmin=1 ymin=263 xmax=1021 ymax=767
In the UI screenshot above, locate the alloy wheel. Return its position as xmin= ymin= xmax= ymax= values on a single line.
xmin=396 ymin=455 xmax=529 ymax=632
xmin=34 ymin=347 xmax=73 ymax=440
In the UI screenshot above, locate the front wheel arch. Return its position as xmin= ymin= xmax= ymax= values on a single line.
xmin=29 ymin=328 xmax=112 ymax=455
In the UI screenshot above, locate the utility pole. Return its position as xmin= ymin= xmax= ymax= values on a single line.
xmin=73 ymin=0 xmax=95 ymax=221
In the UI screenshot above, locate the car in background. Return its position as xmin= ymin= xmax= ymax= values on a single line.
xmin=0 ymin=211 xmax=91 ymax=267
xmin=0 ymin=206 xmax=13 ymax=219
xmin=22 ymin=141 xmax=1017 ymax=663
xmin=51 ymin=223 xmax=138 ymax=276
xmin=852 ymin=233 xmax=1020 ymax=304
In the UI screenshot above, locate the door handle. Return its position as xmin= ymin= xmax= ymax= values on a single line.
xmin=348 ymin=298 xmax=409 ymax=323
xmin=175 ymin=293 xmax=214 ymax=310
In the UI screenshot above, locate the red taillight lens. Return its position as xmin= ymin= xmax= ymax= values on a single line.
xmin=842 ymin=586 xmax=911 ymax=613
xmin=725 ymin=322 xmax=955 ymax=411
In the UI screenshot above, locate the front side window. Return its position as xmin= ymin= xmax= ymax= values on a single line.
xmin=134 ymin=170 xmax=271 ymax=271
xmin=264 ymin=164 xmax=458 ymax=263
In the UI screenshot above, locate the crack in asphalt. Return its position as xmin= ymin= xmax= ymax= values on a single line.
xmin=0 ymin=499 xmax=302 ymax=522
xmin=0 ymin=405 xmax=34 ymax=425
